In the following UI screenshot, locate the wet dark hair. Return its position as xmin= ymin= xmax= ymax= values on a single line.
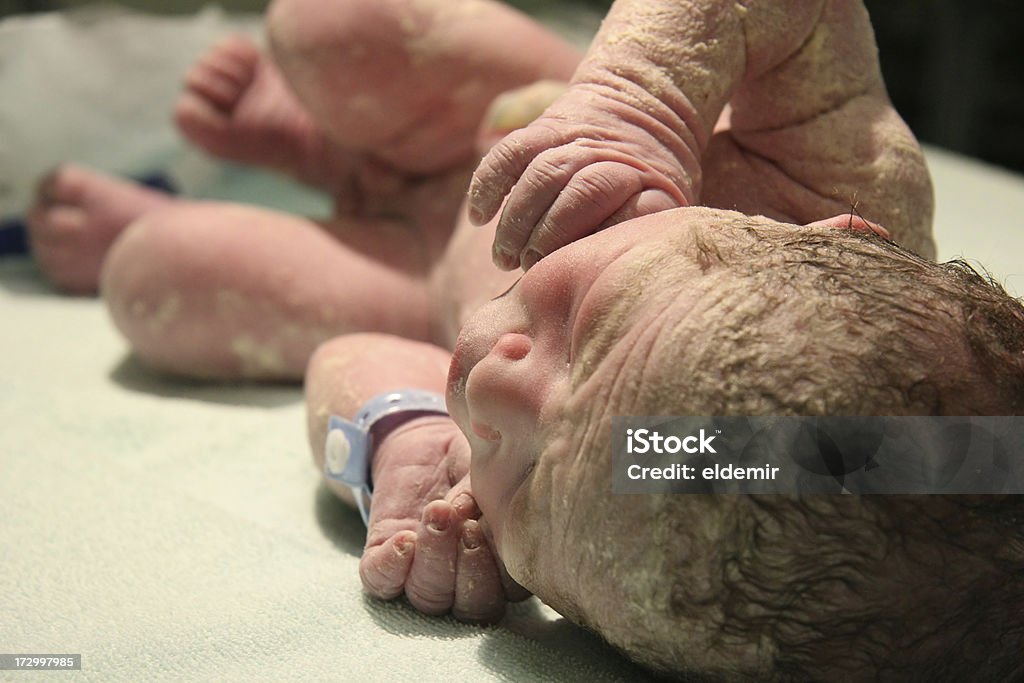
xmin=552 ymin=216 xmax=1024 ymax=681
xmin=652 ymin=218 xmax=1024 ymax=416
xmin=772 ymin=228 xmax=1024 ymax=413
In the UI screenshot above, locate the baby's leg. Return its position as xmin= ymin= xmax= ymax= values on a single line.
xmin=102 ymin=203 xmax=434 ymax=380
xmin=26 ymin=165 xmax=174 ymax=295
xmin=265 ymin=0 xmax=581 ymax=175
xmin=306 ymin=334 xmax=519 ymax=621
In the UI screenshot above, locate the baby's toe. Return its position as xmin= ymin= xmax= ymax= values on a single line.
xmin=34 ymin=165 xmax=89 ymax=207
xmin=174 ymin=37 xmax=259 ymax=147
xmin=183 ymin=36 xmax=259 ymax=112
xmin=27 ymin=203 xmax=85 ymax=243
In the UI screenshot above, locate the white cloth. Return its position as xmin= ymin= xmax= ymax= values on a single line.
xmin=929 ymin=146 xmax=1024 ymax=296
xmin=1 ymin=5 xmax=1023 ymax=681
xmin=0 ymin=5 xmax=261 ymax=217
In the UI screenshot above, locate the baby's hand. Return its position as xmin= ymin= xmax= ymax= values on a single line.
xmin=359 ymin=415 xmax=521 ymax=622
xmin=468 ymin=83 xmax=696 ymax=270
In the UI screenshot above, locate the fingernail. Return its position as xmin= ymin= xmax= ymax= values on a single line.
xmin=427 ymin=508 xmax=451 ymax=533
xmin=395 ymin=536 xmax=413 ymax=555
xmin=522 ymin=249 xmax=542 ymax=270
xmin=452 ymin=492 xmax=479 ymax=518
xmin=462 ymin=522 xmax=481 ymax=550
xmin=493 ymin=246 xmax=516 ymax=270
xmin=469 ymin=201 xmax=493 ymax=226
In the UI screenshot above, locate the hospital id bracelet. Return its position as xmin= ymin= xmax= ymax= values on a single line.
xmin=324 ymin=389 xmax=449 ymax=526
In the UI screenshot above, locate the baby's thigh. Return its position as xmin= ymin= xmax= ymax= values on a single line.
xmin=101 ymin=202 xmax=433 ymax=379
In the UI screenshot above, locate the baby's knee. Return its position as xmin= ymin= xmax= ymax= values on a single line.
xmin=266 ymin=0 xmax=406 ymax=76
xmin=266 ymin=0 xmax=419 ymax=130
xmin=100 ymin=206 xmax=236 ymax=377
xmin=100 ymin=206 xmax=186 ymax=306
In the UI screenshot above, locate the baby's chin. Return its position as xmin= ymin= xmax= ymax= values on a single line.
xmin=477 ymin=486 xmax=538 ymax=586
xmin=476 ymin=483 xmax=522 ymax=561
xmin=483 ymin=493 xmax=572 ymax=607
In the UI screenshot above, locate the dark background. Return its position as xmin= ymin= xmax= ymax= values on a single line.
xmin=2 ymin=0 xmax=1022 ymax=174
xmin=862 ymin=0 xmax=1024 ymax=175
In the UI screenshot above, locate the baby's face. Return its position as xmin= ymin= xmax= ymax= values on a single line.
xmin=447 ymin=206 xmax=759 ymax=581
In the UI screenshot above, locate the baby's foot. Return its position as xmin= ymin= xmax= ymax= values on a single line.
xmin=26 ymin=165 xmax=173 ymax=295
xmin=358 ymin=415 xmax=521 ymax=622
xmin=174 ymin=36 xmax=350 ymax=191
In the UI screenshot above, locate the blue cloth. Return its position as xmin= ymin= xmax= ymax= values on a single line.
xmin=0 ymin=172 xmax=177 ymax=257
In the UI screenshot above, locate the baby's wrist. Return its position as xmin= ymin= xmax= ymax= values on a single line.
xmin=324 ymin=389 xmax=450 ymax=525
xmin=371 ymin=413 xmax=457 ymax=479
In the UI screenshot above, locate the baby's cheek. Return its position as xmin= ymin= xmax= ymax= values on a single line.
xmin=487 ymin=498 xmax=539 ymax=592
xmin=496 ymin=498 xmax=593 ymax=630
xmin=489 ymin=448 xmax=565 ymax=585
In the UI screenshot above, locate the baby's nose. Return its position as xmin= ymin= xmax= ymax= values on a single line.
xmin=492 ymin=333 xmax=531 ymax=361
xmin=465 ymin=333 xmax=544 ymax=439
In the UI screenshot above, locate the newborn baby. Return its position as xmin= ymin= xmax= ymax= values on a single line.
xmin=25 ymin=0 xmax=1024 ymax=678
xmin=309 ymin=206 xmax=1024 ymax=681
xmin=28 ymin=0 xmax=929 ymax=379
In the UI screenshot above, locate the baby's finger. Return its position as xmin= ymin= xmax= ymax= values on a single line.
xmin=490 ymin=147 xmax=589 ymax=268
xmin=452 ymin=520 xmax=505 ymax=623
xmin=523 ymin=161 xmax=646 ymax=269
xmin=805 ymin=213 xmax=892 ymax=240
xmin=404 ymin=500 xmax=459 ymax=615
xmin=446 ymin=488 xmax=481 ymax=522
xmin=359 ymin=530 xmax=416 ymax=600
xmin=599 ymin=188 xmax=682 ymax=230
xmin=468 ymin=126 xmax=561 ymax=227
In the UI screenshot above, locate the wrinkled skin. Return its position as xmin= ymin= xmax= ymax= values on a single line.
xmin=445 ymin=208 xmax=1024 ymax=680
xmin=447 ymin=208 xmax=848 ymax=566
xmin=469 ymin=0 xmax=934 ymax=269
xmin=23 ymin=0 xmax=956 ymax=674
xmin=31 ymin=0 xmax=582 ymax=619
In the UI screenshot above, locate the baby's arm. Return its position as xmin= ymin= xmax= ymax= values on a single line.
xmin=306 ymin=333 xmax=516 ymax=622
xmin=701 ymin=1 xmax=935 ymax=256
xmin=468 ymin=1 xmax=889 ymax=269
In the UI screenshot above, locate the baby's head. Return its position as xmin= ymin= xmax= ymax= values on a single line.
xmin=447 ymin=207 xmax=1024 ymax=679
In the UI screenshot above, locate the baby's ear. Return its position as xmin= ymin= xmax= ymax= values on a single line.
xmin=805 ymin=213 xmax=891 ymax=240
